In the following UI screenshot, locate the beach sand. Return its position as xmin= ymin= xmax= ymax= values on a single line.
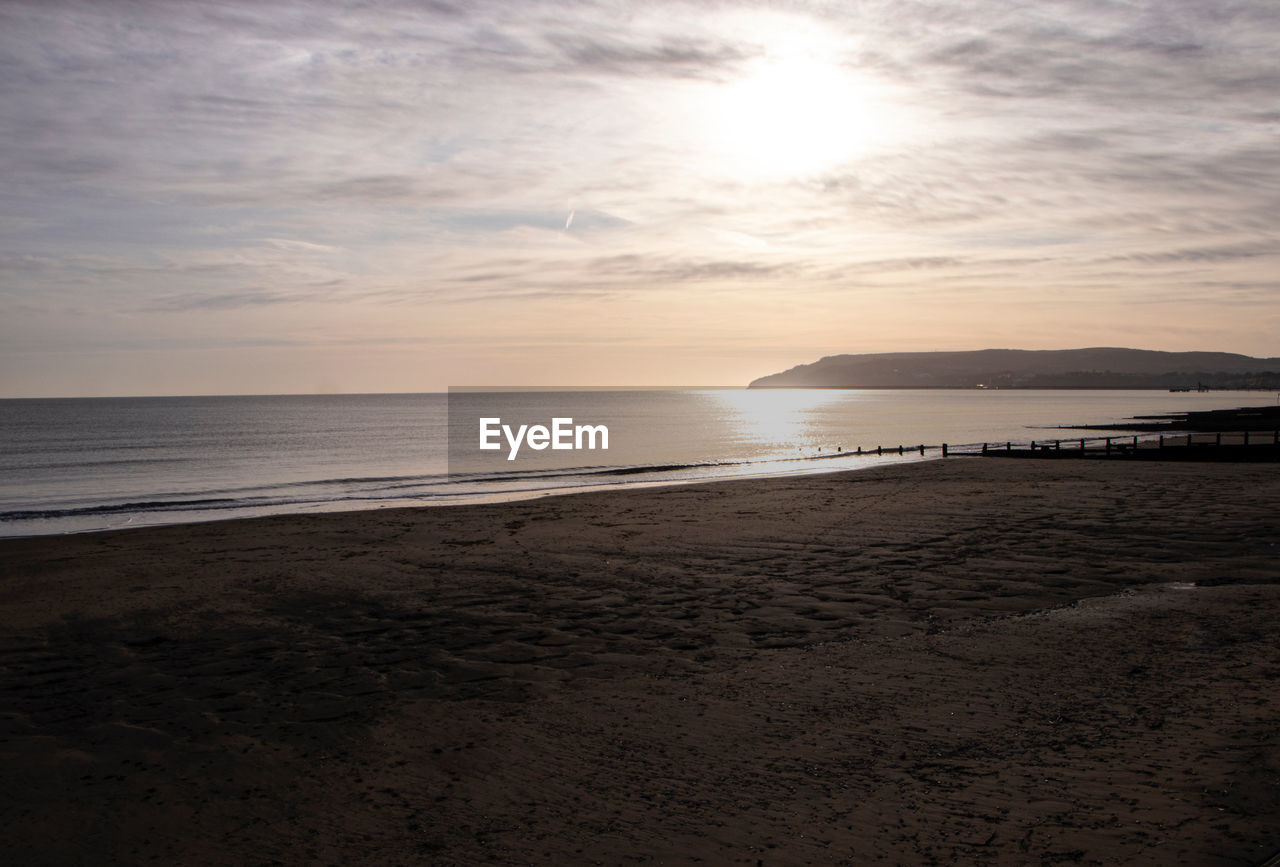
xmin=2 ymin=458 xmax=1279 ymax=865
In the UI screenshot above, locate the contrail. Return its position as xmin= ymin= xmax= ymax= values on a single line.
xmin=564 ymin=209 xmax=575 ymax=230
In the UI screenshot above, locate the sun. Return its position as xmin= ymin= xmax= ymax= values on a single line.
xmin=697 ymin=46 xmax=902 ymax=181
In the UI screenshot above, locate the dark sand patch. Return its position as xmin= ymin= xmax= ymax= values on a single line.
xmin=2 ymin=459 xmax=1279 ymax=864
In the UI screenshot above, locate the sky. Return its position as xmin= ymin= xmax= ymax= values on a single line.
xmin=1 ymin=0 xmax=1278 ymax=396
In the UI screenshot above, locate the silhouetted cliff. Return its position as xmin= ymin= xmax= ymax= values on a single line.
xmin=748 ymin=348 xmax=1280 ymax=389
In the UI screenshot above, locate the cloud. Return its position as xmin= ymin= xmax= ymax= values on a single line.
xmin=259 ymin=237 xmax=338 ymax=253
xmin=1103 ymin=240 xmax=1278 ymax=266
xmin=587 ymin=253 xmax=794 ymax=284
xmin=905 ymin=0 xmax=1280 ymax=109
xmin=145 ymin=288 xmax=308 ymax=312
xmin=312 ymin=176 xmax=445 ymax=204
xmin=3 ymin=0 xmax=1280 ymax=392
xmin=548 ymin=33 xmax=754 ymax=79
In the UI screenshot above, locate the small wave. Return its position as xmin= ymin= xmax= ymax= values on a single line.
xmin=448 ymin=448 xmax=876 ymax=484
xmin=460 ymin=460 xmax=732 ymax=484
xmin=0 ymin=497 xmax=247 ymax=521
xmin=0 ymin=456 xmax=194 ymax=472
xmin=291 ymin=472 xmax=449 ymax=489
xmin=0 ymin=449 xmax=913 ymax=527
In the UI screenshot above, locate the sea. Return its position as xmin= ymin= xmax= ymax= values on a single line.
xmin=0 ymin=389 xmax=1269 ymax=537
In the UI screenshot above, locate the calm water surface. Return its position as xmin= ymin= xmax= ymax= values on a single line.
xmin=0 ymin=389 xmax=1266 ymax=536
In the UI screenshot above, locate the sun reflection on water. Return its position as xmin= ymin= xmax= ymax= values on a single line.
xmin=707 ymin=389 xmax=859 ymax=456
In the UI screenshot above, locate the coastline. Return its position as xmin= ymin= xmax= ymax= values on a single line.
xmin=5 ymin=388 xmax=1271 ymax=539
xmin=3 ymin=458 xmax=1279 ymax=864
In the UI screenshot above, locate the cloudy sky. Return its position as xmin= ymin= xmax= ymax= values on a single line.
xmin=1 ymin=0 xmax=1277 ymax=396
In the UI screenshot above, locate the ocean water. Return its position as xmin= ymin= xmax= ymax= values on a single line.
xmin=0 ymin=389 xmax=1267 ymax=537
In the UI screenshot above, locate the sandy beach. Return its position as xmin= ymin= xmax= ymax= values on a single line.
xmin=2 ymin=457 xmax=1279 ymax=865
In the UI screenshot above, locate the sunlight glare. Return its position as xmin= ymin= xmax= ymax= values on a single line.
xmin=698 ymin=42 xmax=903 ymax=181
xmin=712 ymin=388 xmax=850 ymax=452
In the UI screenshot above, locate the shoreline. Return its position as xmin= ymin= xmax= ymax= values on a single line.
xmin=0 ymin=449 xmax=937 ymax=540
xmin=9 ymin=430 xmax=1276 ymax=542
xmin=5 ymin=390 xmax=1274 ymax=541
xmin=3 ymin=458 xmax=1279 ymax=863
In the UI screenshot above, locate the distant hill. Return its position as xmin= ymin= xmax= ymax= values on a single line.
xmin=748 ymin=348 xmax=1280 ymax=390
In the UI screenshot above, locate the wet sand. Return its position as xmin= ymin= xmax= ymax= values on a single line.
xmin=2 ymin=458 xmax=1279 ymax=865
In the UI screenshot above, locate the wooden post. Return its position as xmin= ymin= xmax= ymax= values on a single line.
xmin=918 ymin=444 xmax=924 ymax=455
xmin=876 ymin=445 xmax=882 ymax=455
xmin=857 ymin=445 xmax=862 ymax=454
xmin=1216 ymin=432 xmax=1222 ymax=446
xmin=1031 ymin=440 xmax=1036 ymax=451
xmin=1132 ymin=435 xmax=1138 ymax=448
xmin=942 ymin=443 xmax=949 ymax=457
xmin=1006 ymin=441 xmax=1012 ymax=452
xmin=981 ymin=443 xmax=988 ymax=455
xmin=1054 ymin=440 xmax=1060 ymax=450
xmin=1105 ymin=437 xmax=1112 ymax=455
xmin=1159 ymin=435 xmax=1164 ymax=449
